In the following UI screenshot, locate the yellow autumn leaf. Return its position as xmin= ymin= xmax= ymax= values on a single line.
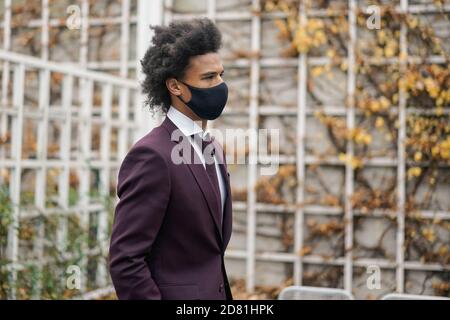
xmin=370 ymin=100 xmax=381 ymax=112
xmin=350 ymin=156 xmax=363 ymax=169
xmin=407 ymin=16 xmax=418 ymax=29
xmin=264 ymin=1 xmax=275 ymax=11
xmin=375 ymin=116 xmax=384 ymax=128
xmin=363 ymin=134 xmax=372 ymax=145
xmin=377 ymin=30 xmax=386 ymax=44
xmin=407 ymin=167 xmax=422 ymax=178
xmin=326 ymin=49 xmax=335 ymax=59
xmin=422 ymin=228 xmax=436 ymax=243
xmin=414 ymin=151 xmax=422 ymax=162
xmin=311 ymin=66 xmax=324 ymax=77
xmin=384 ymin=46 xmax=395 ymax=58
xmin=424 ymin=77 xmax=439 ymax=98
xmin=379 ymin=96 xmax=390 ymax=110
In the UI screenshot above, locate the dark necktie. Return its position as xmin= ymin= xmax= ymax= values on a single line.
xmin=191 ymin=133 xmax=222 ymax=219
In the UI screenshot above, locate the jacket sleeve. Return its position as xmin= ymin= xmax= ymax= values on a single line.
xmin=108 ymin=145 xmax=170 ymax=300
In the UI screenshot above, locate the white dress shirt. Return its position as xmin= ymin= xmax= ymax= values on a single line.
xmin=166 ymin=106 xmax=227 ymax=219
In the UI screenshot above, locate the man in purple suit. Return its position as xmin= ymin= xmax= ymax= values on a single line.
xmin=108 ymin=18 xmax=233 ymax=300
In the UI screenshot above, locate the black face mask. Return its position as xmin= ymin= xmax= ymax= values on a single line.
xmin=176 ymin=79 xmax=228 ymax=120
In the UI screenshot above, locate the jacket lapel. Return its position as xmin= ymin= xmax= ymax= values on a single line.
xmin=213 ymin=140 xmax=233 ymax=251
xmin=162 ymin=116 xmax=224 ymax=245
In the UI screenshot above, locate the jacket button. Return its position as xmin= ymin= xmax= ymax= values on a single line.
xmin=219 ymin=283 xmax=224 ymax=292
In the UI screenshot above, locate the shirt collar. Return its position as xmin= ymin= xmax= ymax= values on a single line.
xmin=167 ymin=105 xmax=211 ymax=140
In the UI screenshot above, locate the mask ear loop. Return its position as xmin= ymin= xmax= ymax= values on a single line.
xmin=175 ymin=79 xmax=189 ymax=104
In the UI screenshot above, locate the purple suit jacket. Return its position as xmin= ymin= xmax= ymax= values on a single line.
xmin=108 ymin=116 xmax=233 ymax=300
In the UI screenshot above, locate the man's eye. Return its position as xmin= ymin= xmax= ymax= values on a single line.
xmin=203 ymin=73 xmax=224 ymax=80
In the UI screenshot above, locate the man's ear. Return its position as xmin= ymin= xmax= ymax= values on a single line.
xmin=166 ymin=78 xmax=182 ymax=96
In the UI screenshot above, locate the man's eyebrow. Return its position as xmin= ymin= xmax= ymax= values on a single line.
xmin=200 ymin=69 xmax=225 ymax=77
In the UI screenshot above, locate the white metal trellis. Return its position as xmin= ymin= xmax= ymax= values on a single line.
xmin=0 ymin=0 xmax=160 ymax=178
xmin=0 ymin=49 xmax=140 ymax=299
xmin=163 ymin=0 xmax=450 ymax=298
xmin=294 ymin=0 xmax=307 ymax=291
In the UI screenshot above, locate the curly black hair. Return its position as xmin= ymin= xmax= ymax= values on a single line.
xmin=140 ymin=18 xmax=223 ymax=115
